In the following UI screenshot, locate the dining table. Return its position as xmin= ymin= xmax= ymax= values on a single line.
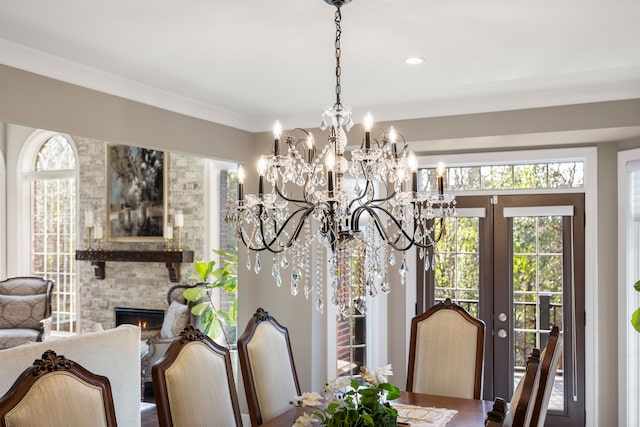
xmin=259 ymin=391 xmax=495 ymax=426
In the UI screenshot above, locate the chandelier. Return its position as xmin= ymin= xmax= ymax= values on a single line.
xmin=226 ymin=0 xmax=456 ymax=319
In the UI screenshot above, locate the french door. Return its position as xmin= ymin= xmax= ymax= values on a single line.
xmin=418 ymin=194 xmax=585 ymax=426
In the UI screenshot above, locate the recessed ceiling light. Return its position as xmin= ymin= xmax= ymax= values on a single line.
xmin=405 ymin=57 xmax=425 ymax=65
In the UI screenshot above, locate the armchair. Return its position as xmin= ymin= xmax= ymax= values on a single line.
xmin=0 ymin=276 xmax=54 ymax=350
xmin=140 ymin=284 xmax=199 ymax=395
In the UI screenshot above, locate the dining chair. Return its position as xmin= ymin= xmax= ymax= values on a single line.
xmin=406 ymin=297 xmax=486 ymax=399
xmin=530 ymin=325 xmax=562 ymax=427
xmin=151 ymin=324 xmax=242 ymax=427
xmin=509 ymin=348 xmax=541 ymax=427
xmin=237 ymin=307 xmax=301 ymax=426
xmin=0 ymin=349 xmax=117 ymax=427
xmin=485 ymin=397 xmax=509 ymax=427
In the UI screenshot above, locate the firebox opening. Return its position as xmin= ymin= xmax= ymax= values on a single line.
xmin=114 ymin=307 xmax=164 ymax=330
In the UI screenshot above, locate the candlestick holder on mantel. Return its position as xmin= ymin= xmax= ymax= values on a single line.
xmin=175 ymin=226 xmax=183 ymax=251
xmin=85 ymin=208 xmax=95 ymax=250
xmin=163 ymin=223 xmax=173 ymax=251
xmin=174 ymin=210 xmax=184 ymax=251
xmin=94 ymin=224 xmax=104 ymax=251
xmin=86 ymin=226 xmax=93 ymax=250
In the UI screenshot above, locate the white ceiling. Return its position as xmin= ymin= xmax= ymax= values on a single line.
xmin=1 ymin=0 xmax=640 ymax=133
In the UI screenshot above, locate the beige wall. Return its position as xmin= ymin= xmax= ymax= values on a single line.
xmin=3 ymin=63 xmax=640 ymax=425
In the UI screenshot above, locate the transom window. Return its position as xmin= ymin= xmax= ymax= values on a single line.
xmin=422 ymin=161 xmax=584 ymax=191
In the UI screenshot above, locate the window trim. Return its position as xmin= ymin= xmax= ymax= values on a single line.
xmin=617 ymin=148 xmax=640 ymax=426
xmin=17 ymin=129 xmax=80 ymax=332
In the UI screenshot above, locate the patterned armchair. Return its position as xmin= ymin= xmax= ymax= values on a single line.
xmin=140 ymin=284 xmax=198 ymax=396
xmin=0 ymin=276 xmax=54 ymax=350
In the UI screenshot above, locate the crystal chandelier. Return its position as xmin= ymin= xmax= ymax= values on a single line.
xmin=226 ymin=0 xmax=456 ymax=319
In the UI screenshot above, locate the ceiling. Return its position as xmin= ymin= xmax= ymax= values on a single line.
xmin=1 ymin=0 xmax=640 ymax=133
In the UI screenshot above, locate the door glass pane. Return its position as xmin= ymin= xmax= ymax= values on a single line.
xmin=512 ymin=215 xmax=564 ymax=411
xmin=433 ymin=216 xmax=480 ymax=316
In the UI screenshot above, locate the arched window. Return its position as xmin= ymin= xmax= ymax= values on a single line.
xmin=29 ymin=134 xmax=77 ymax=334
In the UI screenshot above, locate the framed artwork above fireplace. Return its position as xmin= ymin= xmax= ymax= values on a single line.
xmin=107 ymin=144 xmax=167 ymax=242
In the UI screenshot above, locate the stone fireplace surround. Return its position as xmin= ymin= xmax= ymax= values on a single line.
xmin=77 ymin=138 xmax=206 ymax=332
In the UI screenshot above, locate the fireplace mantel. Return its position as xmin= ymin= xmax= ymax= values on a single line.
xmin=75 ymin=250 xmax=194 ymax=282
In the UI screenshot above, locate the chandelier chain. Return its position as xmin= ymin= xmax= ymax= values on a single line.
xmin=334 ymin=7 xmax=342 ymax=107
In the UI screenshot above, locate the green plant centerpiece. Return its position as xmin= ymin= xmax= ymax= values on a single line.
xmin=291 ymin=365 xmax=400 ymax=427
xmin=633 ymin=280 xmax=640 ymax=333
xmin=183 ymin=249 xmax=238 ymax=344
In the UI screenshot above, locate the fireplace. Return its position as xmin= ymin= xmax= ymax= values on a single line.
xmin=114 ymin=307 xmax=164 ymax=331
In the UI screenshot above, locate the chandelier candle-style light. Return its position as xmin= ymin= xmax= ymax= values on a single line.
xmin=226 ymin=0 xmax=455 ymax=319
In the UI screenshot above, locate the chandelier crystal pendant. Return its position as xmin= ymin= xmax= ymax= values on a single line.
xmin=226 ymin=0 xmax=456 ymax=320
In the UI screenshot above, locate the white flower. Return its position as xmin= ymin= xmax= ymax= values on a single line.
xmin=374 ymin=364 xmax=393 ymax=385
xmin=325 ymin=376 xmax=351 ymax=393
xmin=292 ymin=412 xmax=318 ymax=427
xmin=361 ymin=364 xmax=393 ymax=386
xmin=292 ymin=391 xmax=323 ymax=407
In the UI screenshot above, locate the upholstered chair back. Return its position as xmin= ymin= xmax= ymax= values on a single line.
xmin=0 ymin=350 xmax=117 ymax=427
xmin=238 ymin=307 xmax=300 ymax=426
xmin=406 ymin=298 xmax=485 ymax=399
xmin=0 ymin=276 xmax=54 ymax=349
xmin=530 ymin=326 xmax=562 ymax=427
xmin=152 ymin=325 xmax=242 ymax=427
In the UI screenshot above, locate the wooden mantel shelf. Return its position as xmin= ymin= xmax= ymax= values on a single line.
xmin=75 ymin=250 xmax=194 ymax=282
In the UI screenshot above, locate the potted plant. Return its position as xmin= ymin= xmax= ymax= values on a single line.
xmin=291 ymin=365 xmax=400 ymax=427
xmin=183 ymin=249 xmax=238 ymax=345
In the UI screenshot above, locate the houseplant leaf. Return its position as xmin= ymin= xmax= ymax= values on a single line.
xmin=635 ymin=280 xmax=640 ymax=293
xmin=183 ymin=287 xmax=207 ymax=302
xmin=632 ymin=307 xmax=640 ymax=333
xmin=194 ymin=260 xmax=215 ymax=282
xmin=191 ymin=301 xmax=211 ymax=316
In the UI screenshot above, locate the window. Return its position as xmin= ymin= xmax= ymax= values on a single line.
xmin=206 ymin=161 xmax=238 ymax=346
xmin=618 ymin=150 xmax=640 ymax=427
xmin=422 ymin=161 xmax=584 ymax=192
xmin=28 ymin=135 xmax=77 ymax=334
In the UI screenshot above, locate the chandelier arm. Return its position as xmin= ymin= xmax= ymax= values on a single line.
xmin=256 ymin=205 xmax=281 ymax=253
xmin=236 ymin=220 xmax=278 ymax=253
xmin=412 ymin=216 xmax=447 ymax=249
xmin=347 ymin=176 xmax=369 ymax=211
xmin=346 ymin=163 xmax=388 ymax=213
xmin=351 ymin=204 xmax=405 ymax=246
xmin=255 ymin=205 xmax=314 ymax=253
xmin=353 ymin=205 xmax=416 ymax=252
xmin=284 ymin=128 xmax=314 ymax=152
xmin=360 ymin=160 xmax=399 ymax=205
xmin=273 ymin=182 xmax=310 ymax=205
xmin=278 ymin=207 xmax=315 ymax=247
